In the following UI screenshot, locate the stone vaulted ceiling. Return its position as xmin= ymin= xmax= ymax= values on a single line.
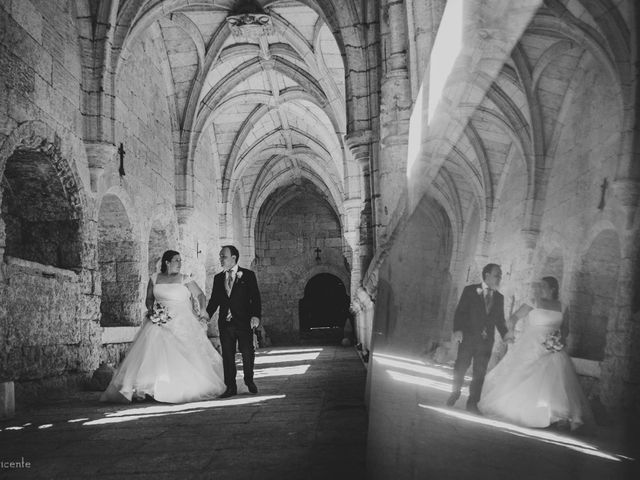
xmin=121 ymin=0 xmax=347 ymax=233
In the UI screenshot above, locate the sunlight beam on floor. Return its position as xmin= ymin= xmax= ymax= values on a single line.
xmin=254 ymin=352 xmax=320 ymax=364
xmin=254 ymin=365 xmax=310 ymax=378
xmin=387 ymin=370 xmax=467 ymax=394
xmin=262 ymin=348 xmax=323 ymax=355
xmin=419 ymin=404 xmax=629 ymax=462
xmin=104 ymin=394 xmax=287 ymax=417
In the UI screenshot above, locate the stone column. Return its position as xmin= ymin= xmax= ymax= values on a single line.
xmin=343 ymin=198 xmax=362 ymax=300
xmin=378 ymin=0 xmax=412 ymax=244
xmin=345 ymin=130 xmax=374 ymax=276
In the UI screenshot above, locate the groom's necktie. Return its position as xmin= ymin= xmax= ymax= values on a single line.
xmin=225 ymin=270 xmax=233 ymax=321
xmin=484 ymin=289 xmax=493 ymax=313
xmin=225 ymin=270 xmax=233 ymax=296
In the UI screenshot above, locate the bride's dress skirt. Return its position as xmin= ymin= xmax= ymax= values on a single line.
xmin=101 ymin=283 xmax=226 ymax=404
xmin=478 ymin=309 xmax=593 ymax=429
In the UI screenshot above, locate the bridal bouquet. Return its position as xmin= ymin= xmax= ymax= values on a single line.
xmin=149 ymin=303 xmax=171 ymax=325
xmin=542 ymin=329 xmax=564 ymax=353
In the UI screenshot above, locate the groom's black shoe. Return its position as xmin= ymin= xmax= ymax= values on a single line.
xmin=466 ymin=402 xmax=482 ymax=415
xmin=246 ymin=381 xmax=258 ymax=394
xmin=219 ymin=387 xmax=237 ymax=399
xmin=446 ymin=391 xmax=461 ymax=407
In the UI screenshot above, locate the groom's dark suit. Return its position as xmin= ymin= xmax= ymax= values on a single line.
xmin=206 ymin=267 xmax=261 ymax=389
xmin=451 ymin=283 xmax=508 ymax=407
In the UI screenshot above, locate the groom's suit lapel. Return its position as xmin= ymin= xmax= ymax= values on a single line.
xmin=472 ymin=283 xmax=486 ymax=318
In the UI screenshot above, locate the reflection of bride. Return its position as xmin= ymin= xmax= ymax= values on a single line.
xmin=478 ymin=277 xmax=594 ymax=430
xmin=101 ymin=250 xmax=226 ymax=403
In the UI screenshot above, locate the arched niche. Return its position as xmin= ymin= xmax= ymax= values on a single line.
xmin=568 ymin=229 xmax=620 ymax=361
xmin=98 ymin=193 xmax=141 ymax=326
xmin=1 ymin=149 xmax=82 ymax=270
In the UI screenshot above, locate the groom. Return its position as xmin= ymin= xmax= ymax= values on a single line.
xmin=447 ymin=263 xmax=512 ymax=413
xmin=206 ymin=245 xmax=262 ymax=398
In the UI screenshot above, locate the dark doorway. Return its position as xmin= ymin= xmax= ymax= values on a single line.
xmin=299 ymin=273 xmax=349 ymax=341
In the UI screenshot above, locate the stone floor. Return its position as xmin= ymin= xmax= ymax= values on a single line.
xmin=0 ymin=345 xmax=367 ymax=479
xmin=366 ymin=351 xmax=639 ymax=479
xmin=2 ymin=346 xmax=638 ymax=480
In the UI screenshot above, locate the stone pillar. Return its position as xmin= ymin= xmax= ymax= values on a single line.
xmin=378 ymin=0 xmax=412 ymax=244
xmin=343 ymin=198 xmax=362 ymax=300
xmin=345 ymin=130 xmax=374 ymax=276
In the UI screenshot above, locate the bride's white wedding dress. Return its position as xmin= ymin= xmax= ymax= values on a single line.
xmin=101 ymin=274 xmax=226 ymax=403
xmin=478 ymin=308 xmax=593 ymax=429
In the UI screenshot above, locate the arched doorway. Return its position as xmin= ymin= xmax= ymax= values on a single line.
xmin=299 ymin=273 xmax=349 ymax=341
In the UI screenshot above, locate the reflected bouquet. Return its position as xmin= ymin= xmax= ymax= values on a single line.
xmin=542 ymin=329 xmax=564 ymax=353
xmin=149 ymin=303 xmax=171 ymax=325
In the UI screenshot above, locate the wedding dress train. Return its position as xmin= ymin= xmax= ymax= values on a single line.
xmin=101 ymin=275 xmax=226 ymax=403
xmin=478 ymin=308 xmax=593 ymax=429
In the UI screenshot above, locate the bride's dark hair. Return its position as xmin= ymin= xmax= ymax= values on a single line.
xmin=160 ymin=250 xmax=180 ymax=273
xmin=541 ymin=276 xmax=559 ymax=300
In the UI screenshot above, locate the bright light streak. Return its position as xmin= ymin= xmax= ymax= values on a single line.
xmin=84 ymin=395 xmax=287 ymax=426
xmin=68 ymin=418 xmax=89 ymax=423
xmin=104 ymin=394 xmax=286 ymax=417
xmin=375 ymin=354 xmax=470 ymax=381
xmin=264 ymin=348 xmax=323 ymax=355
xmin=4 ymin=426 xmax=24 ymax=431
xmin=84 ymin=409 xmax=206 ymax=426
xmin=407 ymin=84 xmax=424 ymax=174
xmin=374 ymin=352 xmax=426 ymax=365
xmin=427 ymin=0 xmax=463 ymax=123
xmin=420 ymin=404 xmax=629 ymax=462
xmin=38 ymin=424 xmax=53 ymax=429
xmin=388 ymin=370 xmax=466 ymax=394
xmin=254 ymin=365 xmax=310 ymax=378
xmin=254 ymin=353 xmax=320 ymax=364
xmin=377 ymin=358 xmax=454 ymax=380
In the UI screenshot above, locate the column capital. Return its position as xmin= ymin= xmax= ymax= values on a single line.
xmin=85 ymin=141 xmax=117 ymax=192
xmin=344 ymin=130 xmax=372 ymax=164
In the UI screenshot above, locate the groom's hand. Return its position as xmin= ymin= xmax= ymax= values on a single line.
xmin=452 ymin=331 xmax=463 ymax=343
xmin=250 ymin=317 xmax=260 ymax=329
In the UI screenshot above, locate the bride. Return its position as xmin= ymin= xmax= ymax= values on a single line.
xmin=101 ymin=250 xmax=226 ymax=403
xmin=478 ymin=276 xmax=594 ymax=430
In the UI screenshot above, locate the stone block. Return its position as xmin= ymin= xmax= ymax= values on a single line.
xmin=0 ymin=381 xmax=15 ymax=419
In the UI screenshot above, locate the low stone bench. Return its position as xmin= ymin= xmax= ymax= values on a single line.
xmin=1 ymin=381 xmax=15 ymax=419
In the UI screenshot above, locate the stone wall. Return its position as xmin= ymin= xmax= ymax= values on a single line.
xmin=255 ymin=194 xmax=348 ymax=343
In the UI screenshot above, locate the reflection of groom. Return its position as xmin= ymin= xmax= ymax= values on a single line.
xmin=206 ymin=245 xmax=262 ymax=398
xmin=447 ymin=263 xmax=512 ymax=413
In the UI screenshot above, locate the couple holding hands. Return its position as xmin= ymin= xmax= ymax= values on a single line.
xmin=447 ymin=263 xmax=593 ymax=430
xmin=101 ymin=246 xmax=261 ymax=404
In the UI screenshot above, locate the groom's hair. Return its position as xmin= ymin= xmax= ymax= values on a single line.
xmin=223 ymin=245 xmax=240 ymax=263
xmin=482 ymin=263 xmax=500 ymax=280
